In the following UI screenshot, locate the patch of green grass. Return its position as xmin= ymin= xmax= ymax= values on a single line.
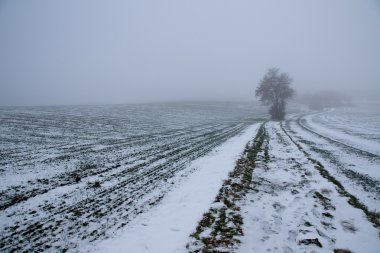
xmin=314 ymin=191 xmax=335 ymax=210
xmin=322 ymin=212 xmax=334 ymax=218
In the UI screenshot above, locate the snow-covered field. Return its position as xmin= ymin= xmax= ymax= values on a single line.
xmin=89 ymin=123 xmax=262 ymax=253
xmin=0 ymin=102 xmax=263 ymax=252
xmin=1 ymin=102 xmax=379 ymax=253
xmin=300 ymin=102 xmax=380 ymax=156
xmin=237 ymin=121 xmax=379 ymax=253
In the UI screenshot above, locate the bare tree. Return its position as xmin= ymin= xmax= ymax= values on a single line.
xmin=255 ymin=68 xmax=295 ymax=120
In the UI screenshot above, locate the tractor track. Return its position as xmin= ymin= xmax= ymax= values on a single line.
xmin=283 ymin=116 xmax=380 ymax=200
xmin=296 ymin=114 xmax=380 ymax=161
xmin=280 ymin=122 xmax=380 ymax=228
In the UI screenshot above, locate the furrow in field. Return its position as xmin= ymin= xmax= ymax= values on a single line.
xmin=187 ymin=123 xmax=267 ymax=252
xmin=236 ymin=122 xmax=379 ymax=253
xmin=306 ymin=110 xmax=380 ymax=142
xmin=280 ymin=122 xmax=380 ymax=225
xmin=0 ymin=123 xmax=240 ymax=210
xmin=283 ymin=116 xmax=380 ymax=210
xmin=0 ymin=123 xmax=219 ymax=166
xmin=0 ymin=122 xmax=252 ymax=253
xmin=298 ymin=113 xmax=380 ymax=159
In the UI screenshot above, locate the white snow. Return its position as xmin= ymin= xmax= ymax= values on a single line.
xmin=2 ymin=104 xmax=380 ymax=253
xmin=85 ymin=123 xmax=261 ymax=253
xmin=237 ymin=122 xmax=380 ymax=253
xmin=287 ymin=114 xmax=380 ymax=211
xmin=302 ymin=108 xmax=380 ymax=156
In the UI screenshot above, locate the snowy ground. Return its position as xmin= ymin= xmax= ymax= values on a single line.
xmin=0 ymin=103 xmax=263 ymax=252
xmin=1 ymin=103 xmax=379 ymax=253
xmin=285 ymin=114 xmax=380 ymax=211
xmin=301 ymin=109 xmax=380 ymax=156
xmin=92 ymin=110 xmax=380 ymax=253
xmin=86 ymin=123 xmax=261 ymax=253
xmin=238 ymin=122 xmax=380 ymax=253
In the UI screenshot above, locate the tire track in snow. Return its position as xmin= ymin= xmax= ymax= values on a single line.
xmin=284 ymin=116 xmax=380 ymax=207
xmin=237 ymin=122 xmax=380 ymax=253
xmin=297 ymin=114 xmax=380 ymax=161
xmin=280 ymin=122 xmax=380 ymax=228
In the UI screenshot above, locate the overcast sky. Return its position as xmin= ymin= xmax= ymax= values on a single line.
xmin=0 ymin=0 xmax=379 ymax=106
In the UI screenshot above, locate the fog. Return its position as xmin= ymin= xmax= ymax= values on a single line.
xmin=0 ymin=0 xmax=379 ymax=106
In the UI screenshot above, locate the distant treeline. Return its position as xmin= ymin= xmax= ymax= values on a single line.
xmin=298 ymin=91 xmax=353 ymax=110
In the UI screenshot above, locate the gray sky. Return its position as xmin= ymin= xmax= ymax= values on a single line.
xmin=0 ymin=0 xmax=379 ymax=106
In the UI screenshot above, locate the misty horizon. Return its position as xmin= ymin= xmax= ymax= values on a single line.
xmin=1 ymin=2 xmax=380 ymax=251
xmin=1 ymin=0 xmax=380 ymax=106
